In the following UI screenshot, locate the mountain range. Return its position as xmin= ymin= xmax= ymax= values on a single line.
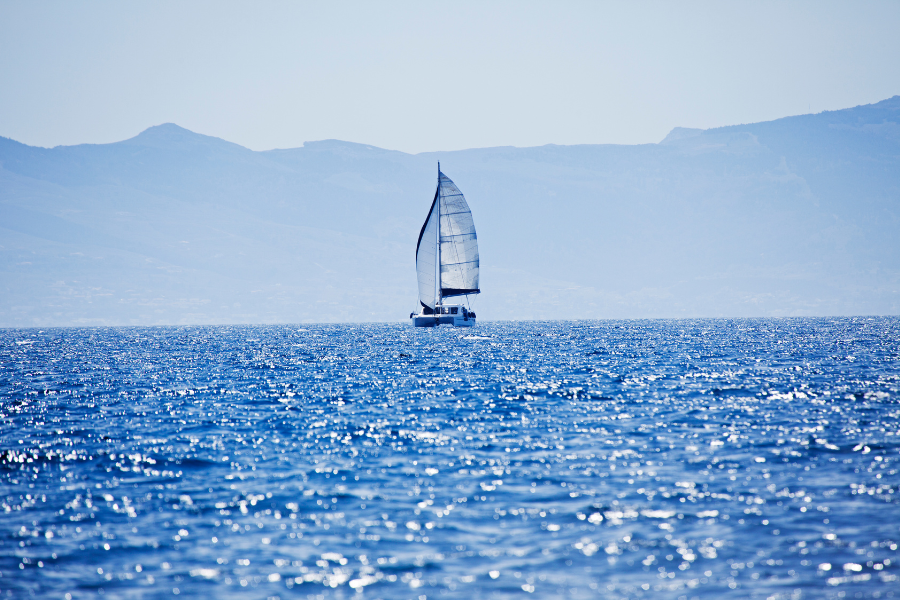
xmin=2 ymin=96 xmax=899 ymax=326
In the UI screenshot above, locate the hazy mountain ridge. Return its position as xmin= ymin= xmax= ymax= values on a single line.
xmin=1 ymin=97 xmax=899 ymax=326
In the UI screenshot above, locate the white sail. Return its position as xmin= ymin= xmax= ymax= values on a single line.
xmin=438 ymin=173 xmax=480 ymax=297
xmin=415 ymin=168 xmax=480 ymax=311
xmin=415 ymin=190 xmax=439 ymax=310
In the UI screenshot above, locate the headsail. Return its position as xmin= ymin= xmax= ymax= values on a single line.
xmin=415 ymin=187 xmax=440 ymax=310
xmin=438 ymin=172 xmax=480 ymax=298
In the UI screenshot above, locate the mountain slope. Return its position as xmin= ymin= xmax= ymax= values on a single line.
xmin=1 ymin=98 xmax=899 ymax=326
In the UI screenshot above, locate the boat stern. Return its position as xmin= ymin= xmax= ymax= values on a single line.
xmin=410 ymin=304 xmax=475 ymax=327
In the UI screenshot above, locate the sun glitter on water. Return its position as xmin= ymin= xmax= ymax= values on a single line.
xmin=1 ymin=318 xmax=899 ymax=598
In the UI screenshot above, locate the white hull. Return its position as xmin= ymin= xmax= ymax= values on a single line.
xmin=411 ymin=313 xmax=476 ymax=328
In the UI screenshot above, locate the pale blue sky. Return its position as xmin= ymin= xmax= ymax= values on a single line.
xmin=1 ymin=0 xmax=899 ymax=153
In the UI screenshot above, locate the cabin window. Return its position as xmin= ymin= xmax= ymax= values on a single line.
xmin=451 ymin=307 xmax=458 ymax=314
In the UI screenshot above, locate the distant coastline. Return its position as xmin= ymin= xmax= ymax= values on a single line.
xmin=1 ymin=96 xmax=899 ymax=326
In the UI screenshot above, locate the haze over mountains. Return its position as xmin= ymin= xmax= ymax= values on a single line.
xmin=1 ymin=97 xmax=899 ymax=326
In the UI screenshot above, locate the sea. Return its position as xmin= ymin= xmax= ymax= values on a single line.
xmin=1 ymin=318 xmax=898 ymax=599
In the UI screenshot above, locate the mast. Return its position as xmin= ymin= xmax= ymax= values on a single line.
xmin=436 ymin=162 xmax=442 ymax=307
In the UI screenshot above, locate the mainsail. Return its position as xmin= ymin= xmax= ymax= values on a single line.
xmin=437 ymin=173 xmax=480 ymax=297
xmin=415 ymin=166 xmax=480 ymax=309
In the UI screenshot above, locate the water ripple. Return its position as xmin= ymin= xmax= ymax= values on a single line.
xmin=1 ymin=318 xmax=899 ymax=598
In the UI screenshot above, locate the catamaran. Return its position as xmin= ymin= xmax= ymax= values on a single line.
xmin=410 ymin=164 xmax=480 ymax=327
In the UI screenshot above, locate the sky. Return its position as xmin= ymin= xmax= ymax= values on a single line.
xmin=1 ymin=1 xmax=899 ymax=154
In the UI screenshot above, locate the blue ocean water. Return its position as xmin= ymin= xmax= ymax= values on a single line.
xmin=1 ymin=318 xmax=899 ymax=599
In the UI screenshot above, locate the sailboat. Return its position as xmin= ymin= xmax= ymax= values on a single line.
xmin=410 ymin=164 xmax=480 ymax=327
